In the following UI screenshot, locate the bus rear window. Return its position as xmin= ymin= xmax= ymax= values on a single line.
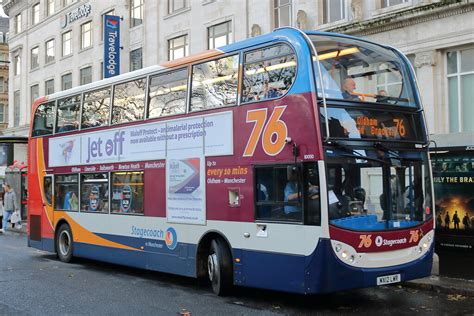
xmin=32 ymin=101 xmax=54 ymax=137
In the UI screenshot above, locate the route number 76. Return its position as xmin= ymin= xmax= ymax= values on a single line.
xmin=243 ymin=106 xmax=288 ymax=157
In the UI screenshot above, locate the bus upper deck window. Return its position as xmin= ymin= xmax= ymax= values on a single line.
xmin=242 ymin=44 xmax=296 ymax=103
xmin=112 ymin=78 xmax=146 ymax=124
xmin=82 ymin=88 xmax=111 ymax=129
xmin=190 ymin=55 xmax=239 ymax=111
xmin=56 ymin=95 xmax=81 ymax=133
xmin=32 ymin=101 xmax=54 ymax=137
xmin=148 ymin=68 xmax=187 ymax=118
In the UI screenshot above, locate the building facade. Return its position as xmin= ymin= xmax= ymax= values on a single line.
xmin=1 ymin=0 xmax=473 ymax=147
xmin=0 ymin=17 xmax=8 ymax=132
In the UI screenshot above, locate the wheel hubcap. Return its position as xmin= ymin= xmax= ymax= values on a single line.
xmin=208 ymin=253 xmax=217 ymax=281
xmin=59 ymin=231 xmax=71 ymax=256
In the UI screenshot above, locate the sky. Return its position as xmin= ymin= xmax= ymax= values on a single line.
xmin=0 ymin=5 xmax=6 ymax=17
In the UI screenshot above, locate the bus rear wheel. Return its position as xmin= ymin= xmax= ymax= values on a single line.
xmin=207 ymin=239 xmax=233 ymax=296
xmin=56 ymin=224 xmax=74 ymax=263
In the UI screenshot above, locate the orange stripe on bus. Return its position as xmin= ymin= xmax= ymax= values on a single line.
xmin=161 ymin=50 xmax=224 ymax=68
xmin=59 ymin=212 xmax=140 ymax=251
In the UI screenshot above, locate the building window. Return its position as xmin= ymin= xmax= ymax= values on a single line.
xmin=168 ymin=0 xmax=186 ymax=14
xmin=14 ymin=55 xmax=21 ymax=76
xmin=447 ymin=48 xmax=474 ymax=133
xmin=45 ymin=39 xmax=55 ymax=63
xmin=0 ymin=77 xmax=4 ymax=93
xmin=382 ymin=0 xmax=408 ymax=8
xmin=80 ymin=66 xmax=92 ymax=85
xmin=168 ymin=35 xmax=188 ymax=61
xmin=14 ymin=90 xmax=20 ymax=126
xmin=61 ymin=73 xmax=72 ymax=90
xmin=274 ymin=0 xmax=292 ymax=28
xmin=47 ymin=0 xmax=55 ymax=16
xmin=81 ymin=21 xmax=92 ymax=49
xmin=45 ymin=79 xmax=54 ymax=95
xmin=62 ymin=31 xmax=72 ymax=56
xmin=63 ymin=0 xmax=75 ymax=7
xmin=323 ymin=0 xmax=346 ymax=24
xmin=208 ymin=21 xmax=232 ymax=50
xmin=31 ymin=46 xmax=39 ymax=69
xmin=0 ymin=103 xmax=4 ymax=122
xmin=130 ymin=48 xmax=142 ymax=71
xmin=130 ymin=0 xmax=143 ymax=27
xmin=101 ymin=9 xmax=115 ymax=41
xmin=15 ymin=13 xmax=22 ymax=33
xmin=32 ymin=3 xmax=40 ymax=25
xmin=31 ymin=84 xmax=39 ymax=107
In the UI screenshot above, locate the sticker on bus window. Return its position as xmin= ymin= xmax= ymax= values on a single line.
xmin=121 ymin=185 xmax=132 ymax=212
xmin=89 ymin=185 xmax=100 ymax=211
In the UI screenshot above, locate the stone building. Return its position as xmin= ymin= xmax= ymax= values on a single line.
xmin=0 ymin=17 xmax=8 ymax=131
xmin=1 ymin=0 xmax=473 ymax=147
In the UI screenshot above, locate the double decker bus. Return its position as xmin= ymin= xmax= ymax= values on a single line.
xmin=28 ymin=28 xmax=434 ymax=295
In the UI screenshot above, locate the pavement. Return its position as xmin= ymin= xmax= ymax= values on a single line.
xmin=4 ymin=221 xmax=474 ymax=297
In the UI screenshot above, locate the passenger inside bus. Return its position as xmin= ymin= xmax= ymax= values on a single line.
xmin=341 ymin=78 xmax=361 ymax=101
xmin=284 ymin=166 xmax=319 ymax=219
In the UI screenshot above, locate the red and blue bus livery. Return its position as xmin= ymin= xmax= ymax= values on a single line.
xmin=28 ymin=28 xmax=434 ymax=295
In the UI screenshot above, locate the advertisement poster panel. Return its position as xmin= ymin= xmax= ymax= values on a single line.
xmin=432 ymin=152 xmax=474 ymax=255
xmin=48 ymin=112 xmax=233 ymax=167
xmin=166 ymin=157 xmax=205 ymax=224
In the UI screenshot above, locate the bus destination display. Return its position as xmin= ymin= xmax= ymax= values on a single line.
xmin=322 ymin=107 xmax=423 ymax=142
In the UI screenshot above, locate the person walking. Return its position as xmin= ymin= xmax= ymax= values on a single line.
xmin=1 ymin=184 xmax=19 ymax=233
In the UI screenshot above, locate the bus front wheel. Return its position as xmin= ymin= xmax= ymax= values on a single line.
xmin=207 ymin=239 xmax=233 ymax=296
xmin=56 ymin=224 xmax=74 ymax=263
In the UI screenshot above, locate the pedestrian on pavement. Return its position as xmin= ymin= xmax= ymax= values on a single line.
xmin=1 ymin=184 xmax=19 ymax=233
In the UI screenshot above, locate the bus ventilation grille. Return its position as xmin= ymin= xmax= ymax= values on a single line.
xmin=30 ymin=215 xmax=42 ymax=241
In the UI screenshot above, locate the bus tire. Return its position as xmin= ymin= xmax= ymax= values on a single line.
xmin=56 ymin=223 xmax=74 ymax=263
xmin=207 ymin=239 xmax=233 ymax=296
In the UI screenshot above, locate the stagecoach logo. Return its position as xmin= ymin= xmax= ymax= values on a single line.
xmin=165 ymin=227 xmax=178 ymax=250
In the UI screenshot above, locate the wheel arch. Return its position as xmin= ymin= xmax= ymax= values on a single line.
xmin=195 ymin=230 xmax=234 ymax=280
xmin=54 ymin=218 xmax=72 ymax=252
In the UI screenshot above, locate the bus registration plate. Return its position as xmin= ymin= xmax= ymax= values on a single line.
xmin=376 ymin=274 xmax=401 ymax=286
